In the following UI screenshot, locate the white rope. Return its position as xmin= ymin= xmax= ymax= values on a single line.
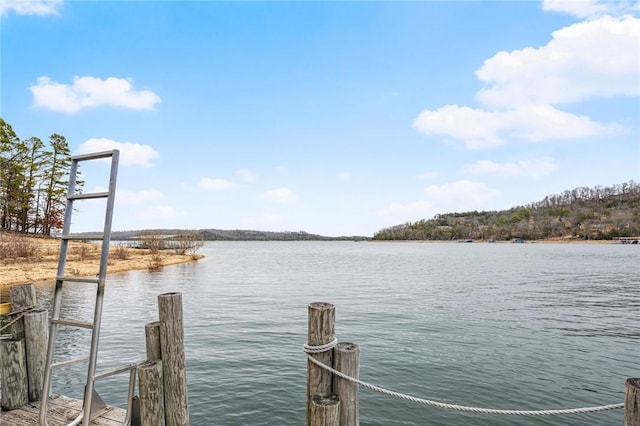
xmin=304 ymin=344 xmax=623 ymax=416
xmin=303 ymin=337 xmax=338 ymax=354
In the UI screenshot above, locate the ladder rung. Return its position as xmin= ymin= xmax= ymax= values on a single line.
xmin=72 ymin=150 xmax=116 ymax=161
xmin=51 ymin=356 xmax=89 ymax=368
xmin=94 ymin=363 xmax=137 ymax=381
xmin=51 ymin=318 xmax=94 ymax=329
xmin=56 ymin=276 xmax=100 ymax=284
xmin=62 ymin=234 xmax=104 ymax=241
xmin=68 ymin=192 xmax=110 ymax=200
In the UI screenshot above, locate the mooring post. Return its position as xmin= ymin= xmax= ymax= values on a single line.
xmin=625 ymin=378 xmax=640 ymax=426
xmin=333 ymin=342 xmax=360 ymax=426
xmin=307 ymin=302 xmax=336 ymax=426
xmin=145 ymin=321 xmax=162 ymax=361
xmin=138 ymin=359 xmax=165 ymax=426
xmin=310 ymin=394 xmax=341 ymax=426
xmin=9 ymin=283 xmax=37 ymax=339
xmin=0 ymin=337 xmax=29 ymax=410
xmin=23 ymin=309 xmax=48 ymax=401
xmin=158 ymin=292 xmax=189 ymax=426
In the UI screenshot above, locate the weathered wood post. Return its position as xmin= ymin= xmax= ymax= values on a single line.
xmin=310 ymin=394 xmax=341 ymax=426
xmin=138 ymin=359 xmax=165 ymax=426
xmin=333 ymin=342 xmax=360 ymax=426
xmin=23 ymin=309 xmax=48 ymax=401
xmin=9 ymin=284 xmax=36 ymax=339
xmin=0 ymin=337 xmax=29 ymax=410
xmin=145 ymin=321 xmax=162 ymax=361
xmin=307 ymin=302 xmax=336 ymax=426
xmin=158 ymin=292 xmax=189 ymax=426
xmin=625 ymin=378 xmax=640 ymax=426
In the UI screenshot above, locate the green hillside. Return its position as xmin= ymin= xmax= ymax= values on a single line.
xmin=373 ymin=181 xmax=640 ymax=241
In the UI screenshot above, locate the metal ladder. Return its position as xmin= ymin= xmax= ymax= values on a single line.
xmin=39 ymin=149 xmax=138 ymax=426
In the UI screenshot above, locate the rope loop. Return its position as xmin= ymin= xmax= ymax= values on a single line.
xmin=303 ymin=336 xmax=338 ymax=354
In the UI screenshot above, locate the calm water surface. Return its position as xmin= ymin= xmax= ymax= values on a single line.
xmin=29 ymin=242 xmax=639 ymax=425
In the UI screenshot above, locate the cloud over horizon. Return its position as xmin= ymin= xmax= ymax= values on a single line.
xmin=376 ymin=180 xmax=501 ymax=225
xmin=463 ymin=158 xmax=558 ymax=180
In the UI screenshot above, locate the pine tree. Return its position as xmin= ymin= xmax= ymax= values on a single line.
xmin=40 ymin=134 xmax=72 ymax=236
xmin=18 ymin=137 xmax=46 ymax=233
xmin=0 ymin=118 xmax=29 ymax=231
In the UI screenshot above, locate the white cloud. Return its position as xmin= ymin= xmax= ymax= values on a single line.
xmin=463 ymin=158 xmax=558 ymax=180
xmin=198 ymin=178 xmax=235 ymax=191
xmin=261 ymin=187 xmax=297 ymax=203
xmin=1 ymin=0 xmax=62 ymax=16
xmin=30 ymin=76 xmax=161 ymax=113
xmin=78 ymin=138 xmax=159 ymax=167
xmin=235 ymin=169 xmax=257 ymax=184
xmin=116 ymin=189 xmax=164 ymax=205
xmin=425 ymin=180 xmax=501 ymax=211
xmin=414 ymin=104 xmax=614 ymax=149
xmin=376 ymin=201 xmax=434 ymax=219
xmin=476 ymin=16 xmax=640 ymax=108
xmin=414 ymin=13 xmax=638 ymax=148
xmin=542 ymin=0 xmax=639 ymax=18
xmin=376 ymin=181 xmax=501 ymax=223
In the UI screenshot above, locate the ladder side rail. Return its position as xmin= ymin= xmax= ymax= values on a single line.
xmin=82 ymin=149 xmax=119 ymax=426
xmin=99 ymin=149 xmax=119 ymax=279
xmin=57 ymin=157 xmax=81 ymax=278
xmin=40 ymin=157 xmax=82 ymax=426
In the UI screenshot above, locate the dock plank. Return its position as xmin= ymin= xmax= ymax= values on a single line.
xmin=0 ymin=395 xmax=127 ymax=425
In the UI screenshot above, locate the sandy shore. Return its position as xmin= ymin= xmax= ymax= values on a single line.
xmin=0 ymin=235 xmax=203 ymax=288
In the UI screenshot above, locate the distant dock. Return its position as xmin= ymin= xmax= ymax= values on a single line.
xmin=615 ymin=237 xmax=640 ymax=244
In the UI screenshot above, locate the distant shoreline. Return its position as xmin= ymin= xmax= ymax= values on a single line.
xmin=368 ymin=238 xmax=628 ymax=244
xmin=0 ymin=235 xmax=203 ymax=289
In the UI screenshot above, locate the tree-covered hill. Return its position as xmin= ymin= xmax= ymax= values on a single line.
xmin=109 ymin=229 xmax=368 ymax=241
xmin=373 ymin=181 xmax=640 ymax=241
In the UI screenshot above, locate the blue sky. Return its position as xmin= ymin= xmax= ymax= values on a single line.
xmin=1 ymin=0 xmax=639 ymax=237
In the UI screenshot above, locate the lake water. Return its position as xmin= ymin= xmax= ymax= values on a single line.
xmin=27 ymin=242 xmax=639 ymax=425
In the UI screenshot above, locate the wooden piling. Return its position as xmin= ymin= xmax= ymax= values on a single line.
xmin=23 ymin=309 xmax=48 ymax=402
xmin=310 ymin=394 xmax=340 ymax=426
xmin=307 ymin=302 xmax=335 ymax=426
xmin=9 ymin=284 xmax=36 ymax=339
xmin=158 ymin=292 xmax=189 ymax=426
xmin=145 ymin=321 xmax=162 ymax=361
xmin=333 ymin=342 xmax=360 ymax=426
xmin=625 ymin=378 xmax=640 ymax=426
xmin=138 ymin=359 xmax=165 ymax=426
xmin=0 ymin=338 xmax=29 ymax=410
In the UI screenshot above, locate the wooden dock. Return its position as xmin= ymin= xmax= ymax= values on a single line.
xmin=0 ymin=394 xmax=126 ymax=425
xmin=1 ymin=285 xmax=189 ymax=426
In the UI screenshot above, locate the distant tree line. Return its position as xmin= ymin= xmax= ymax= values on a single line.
xmin=109 ymin=228 xmax=366 ymax=241
xmin=373 ymin=181 xmax=640 ymax=241
xmin=0 ymin=118 xmax=77 ymax=236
